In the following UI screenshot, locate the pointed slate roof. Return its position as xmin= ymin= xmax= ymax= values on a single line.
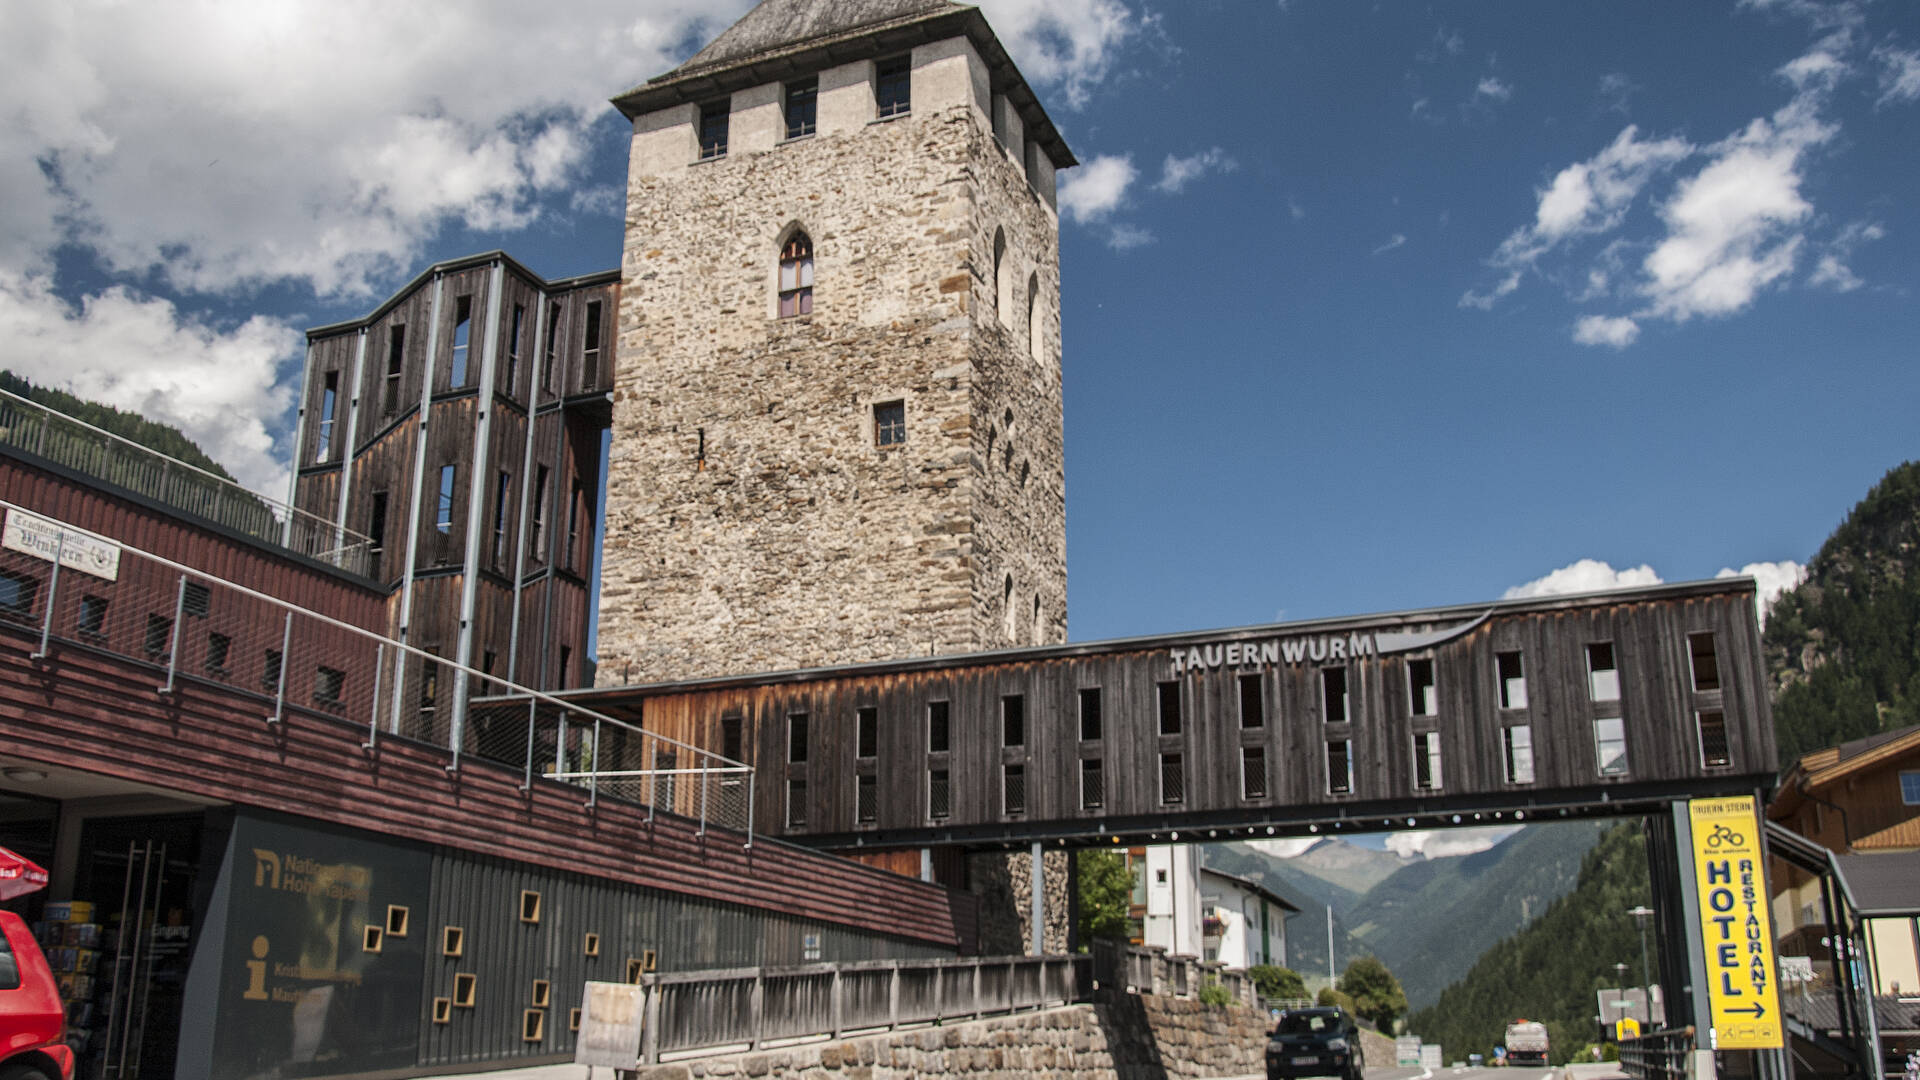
xmin=609 ymin=0 xmax=1076 ymax=168
xmin=677 ymin=0 xmax=960 ymax=76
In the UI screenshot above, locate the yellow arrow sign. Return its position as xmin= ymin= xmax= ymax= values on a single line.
xmin=1689 ymin=795 xmax=1783 ymax=1049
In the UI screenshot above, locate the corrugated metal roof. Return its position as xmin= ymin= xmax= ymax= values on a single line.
xmin=1833 ymin=851 xmax=1920 ymax=917
xmin=1784 ymin=989 xmax=1920 ymax=1035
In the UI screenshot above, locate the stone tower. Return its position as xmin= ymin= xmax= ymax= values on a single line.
xmin=597 ymin=0 xmax=1073 ymax=685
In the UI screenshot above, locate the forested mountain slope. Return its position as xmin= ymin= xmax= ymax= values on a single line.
xmin=1 ymin=370 xmax=239 ymax=483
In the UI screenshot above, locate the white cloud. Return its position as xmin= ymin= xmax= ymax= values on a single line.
xmin=1877 ymin=46 xmax=1920 ymax=105
xmin=1459 ymin=270 xmax=1522 ymax=310
xmin=1476 ymin=77 xmax=1513 ymax=102
xmin=1526 ymin=126 xmax=1695 ymax=249
xmin=1808 ymin=254 xmax=1863 ymax=291
xmin=977 ymin=0 xmax=1139 ymax=110
xmin=1716 ymin=561 xmax=1807 ymax=628
xmin=1598 ymin=72 xmax=1638 ymax=114
xmin=1372 ymin=234 xmax=1408 ymax=255
xmin=1245 ymin=838 xmax=1322 ymax=859
xmin=1155 ymin=148 xmax=1237 ymax=194
xmin=1383 ymin=826 xmax=1521 ymax=859
xmin=0 ymin=270 xmax=299 ymax=498
xmin=1504 ymin=559 xmax=1664 ymax=600
xmin=1105 ymin=223 xmax=1156 ymax=251
xmin=1058 ymin=153 xmax=1138 ymax=223
xmin=1573 ymin=314 xmax=1641 ymax=347
xmin=1288 ymin=196 xmax=1307 ymax=222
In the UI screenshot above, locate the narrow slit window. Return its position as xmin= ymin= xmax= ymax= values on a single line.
xmin=1688 ymin=632 xmax=1721 ymax=692
xmin=507 ymin=304 xmax=525 ymax=390
xmin=1504 ymin=725 xmax=1535 ymax=784
xmin=449 ymin=295 xmax=472 ymax=386
xmin=1157 ymin=680 xmax=1181 ymax=736
xmin=262 ymin=648 xmax=283 ymax=692
xmin=779 ymin=234 xmax=814 ymax=318
xmin=183 ymin=582 xmax=211 ymax=618
xmin=786 ymin=778 xmax=807 ymax=827
xmin=1497 ymin=650 xmax=1527 ymax=710
xmin=1697 ymin=710 xmax=1731 ymax=768
xmin=316 ymin=372 xmax=338 ymax=462
xmin=1407 ymin=658 xmax=1436 ymax=717
xmin=873 ymin=399 xmax=905 ymax=447
xmin=1003 ymin=763 xmax=1025 ymax=815
xmin=384 ymin=326 xmax=405 ymax=414
xmin=1026 ymin=272 xmax=1042 ymax=359
xmin=1413 ymin=731 xmax=1442 ymax=791
xmin=1160 ymin=753 xmax=1184 ymax=805
xmin=855 ymin=706 xmax=878 ymax=760
xmin=144 ymin=613 xmax=172 ymax=657
xmin=1238 ymin=673 xmax=1264 ymax=729
xmin=784 ymin=77 xmax=817 ymax=139
xmin=418 ymin=658 xmax=439 ymax=714
xmin=1594 ymin=716 xmax=1629 ymax=777
xmin=787 ymin=713 xmax=808 ymax=763
xmin=1321 ymin=666 xmax=1349 ymax=723
xmin=492 ymin=470 xmax=511 ymax=563
xmin=1002 ymin=694 xmax=1024 ymax=747
xmin=314 ymin=665 xmax=345 ymax=705
xmin=1242 ymin=746 xmax=1268 ymax=800
xmin=1080 ymin=758 xmax=1103 ymax=809
xmin=928 ymin=768 xmax=950 ymax=820
xmin=566 ymin=482 xmax=583 ymax=570
xmin=0 ymin=571 xmax=36 ymax=617
xmin=1587 ymin=642 xmax=1620 ymax=702
xmin=875 ymin=56 xmax=911 ymax=117
xmin=928 ymin=701 xmax=950 ymax=753
xmin=542 ymin=302 xmax=561 ymax=390
xmin=698 ymin=99 xmax=730 ymax=159
xmin=856 ymin=774 xmax=877 ymax=823
xmin=581 ymin=301 xmax=602 ymax=387
xmin=532 ymin=465 xmax=550 ymax=558
xmin=367 ymin=491 xmax=388 ymax=578
xmin=1078 ymin=687 xmax=1102 ymax=742
xmin=436 ymin=465 xmax=456 ymax=533
xmin=1327 ymin=740 xmax=1353 ymax=795
xmin=720 ymin=717 xmax=743 ymax=762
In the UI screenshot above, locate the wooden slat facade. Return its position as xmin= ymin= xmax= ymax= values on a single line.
xmin=564 ymin=581 xmax=1776 ymax=850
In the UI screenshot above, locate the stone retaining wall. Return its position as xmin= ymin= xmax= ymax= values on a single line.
xmin=625 ymin=994 xmax=1275 ymax=1079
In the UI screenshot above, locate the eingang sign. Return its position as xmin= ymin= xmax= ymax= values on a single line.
xmin=1688 ymin=795 xmax=1783 ymax=1049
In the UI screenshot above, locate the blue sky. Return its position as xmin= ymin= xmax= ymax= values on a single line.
xmin=4 ymin=0 xmax=1915 ymax=646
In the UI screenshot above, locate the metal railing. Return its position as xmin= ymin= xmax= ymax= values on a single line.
xmin=1088 ymin=938 xmax=1260 ymax=1008
xmin=632 ymin=953 xmax=1088 ymax=1063
xmin=0 ymin=498 xmax=753 ymax=839
xmin=1620 ymin=1026 xmax=1694 ymax=1080
xmin=0 ymin=388 xmax=373 ymax=574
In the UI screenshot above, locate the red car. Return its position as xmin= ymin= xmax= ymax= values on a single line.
xmin=0 ymin=910 xmax=73 ymax=1080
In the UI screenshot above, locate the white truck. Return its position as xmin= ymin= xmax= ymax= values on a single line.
xmin=1504 ymin=1020 xmax=1550 ymax=1066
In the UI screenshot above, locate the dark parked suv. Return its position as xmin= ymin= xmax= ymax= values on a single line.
xmin=1265 ymin=1006 xmax=1364 ymax=1080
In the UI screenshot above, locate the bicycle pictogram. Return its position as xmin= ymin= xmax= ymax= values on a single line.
xmin=1706 ymin=823 xmax=1745 ymax=849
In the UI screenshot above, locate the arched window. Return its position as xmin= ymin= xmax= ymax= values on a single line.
xmin=779 ymin=233 xmax=814 ymax=317
xmin=1003 ymin=574 xmax=1017 ymax=642
xmin=1026 ymin=272 xmax=1042 ymax=360
xmin=992 ymin=228 xmax=1009 ymax=327
xmin=1031 ymin=594 xmax=1043 ymax=646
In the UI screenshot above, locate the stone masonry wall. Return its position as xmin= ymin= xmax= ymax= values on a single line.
xmin=970 ymin=849 xmax=1072 ymax=955
xmin=625 ymin=995 xmax=1275 ymax=1080
xmin=601 ymin=39 xmax=1066 ymax=686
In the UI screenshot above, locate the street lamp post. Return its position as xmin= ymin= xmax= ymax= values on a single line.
xmin=1628 ymin=905 xmax=1654 ymax=992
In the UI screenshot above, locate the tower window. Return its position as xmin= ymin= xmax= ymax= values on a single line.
xmin=992 ymin=228 xmax=1009 ymax=326
xmin=875 ymin=56 xmax=911 ymax=117
xmin=436 ymin=465 xmax=456 ymax=533
xmin=698 ymin=99 xmax=730 ymax=159
xmin=507 ymin=304 xmax=525 ymax=391
xmin=784 ymin=77 xmax=817 ymax=139
xmin=384 ymin=325 xmax=405 ymax=413
xmin=315 ymin=372 xmax=338 ymax=462
xmin=542 ymin=302 xmax=561 ymax=390
xmin=492 ymin=470 xmax=511 ymax=563
xmin=532 ymin=465 xmax=550 ymax=558
xmin=367 ymin=491 xmax=388 ymax=578
xmin=1026 ymin=272 xmax=1042 ymax=360
xmin=450 ymin=295 xmax=472 ymax=386
xmin=582 ymin=301 xmax=602 ymax=388
xmin=721 ymin=717 xmax=743 ymax=762
xmin=873 ymin=400 xmax=905 ymax=447
xmin=779 ymin=234 xmax=814 ymax=318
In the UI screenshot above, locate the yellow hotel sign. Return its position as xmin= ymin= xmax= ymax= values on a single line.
xmin=1689 ymin=795 xmax=1783 ymax=1049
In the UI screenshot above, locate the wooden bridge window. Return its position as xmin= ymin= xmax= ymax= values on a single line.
xmin=315 ymin=371 xmax=338 ymax=462
xmin=1696 ymin=710 xmax=1730 ymax=768
xmin=1004 ymin=764 xmax=1025 ymax=815
xmin=928 ymin=769 xmax=951 ymax=820
xmin=1326 ymin=741 xmax=1352 ymax=794
xmin=1412 ymin=731 xmax=1442 ymax=791
xmin=856 ymin=774 xmax=877 ymax=823
xmin=436 ymin=465 xmax=456 ymax=533
xmin=1160 ymin=754 xmax=1184 ymax=804
xmin=1407 ymin=658 xmax=1436 ymax=717
xmin=1320 ymin=667 xmax=1349 ymax=724
xmin=1002 ymin=695 xmax=1025 ymax=747
xmin=788 ymin=713 xmax=808 ymax=763
xmin=1688 ymin=632 xmax=1721 ymax=692
xmin=1078 ymin=688 xmax=1102 ymax=742
xmin=1238 ymin=674 xmax=1264 ymax=729
xmin=856 ymin=707 xmax=877 ymax=759
xmin=1080 ymin=759 xmax=1103 ymax=809
xmin=1504 ymin=725 xmax=1534 ymax=784
xmin=1594 ymin=717 xmax=1629 ymax=776
xmin=1496 ymin=651 xmax=1527 ymax=710
xmin=1157 ymin=681 xmax=1182 ymax=736
xmin=1242 ymin=747 xmax=1267 ymax=800
xmin=928 ymin=701 xmax=950 ymax=753
xmin=1586 ymin=642 xmax=1620 ymax=702
xmin=786 ymin=778 xmax=807 ymax=827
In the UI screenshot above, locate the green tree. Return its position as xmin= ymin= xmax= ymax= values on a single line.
xmin=1075 ymin=849 xmax=1134 ymax=943
xmin=1317 ymin=986 xmax=1355 ymax=1012
xmin=1339 ymin=955 xmax=1409 ymax=1031
xmin=1250 ymin=964 xmax=1308 ymax=1001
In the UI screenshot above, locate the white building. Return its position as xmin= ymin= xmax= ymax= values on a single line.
xmin=1201 ymin=866 xmax=1299 ymax=969
xmin=1133 ymin=845 xmax=1204 ymax=957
